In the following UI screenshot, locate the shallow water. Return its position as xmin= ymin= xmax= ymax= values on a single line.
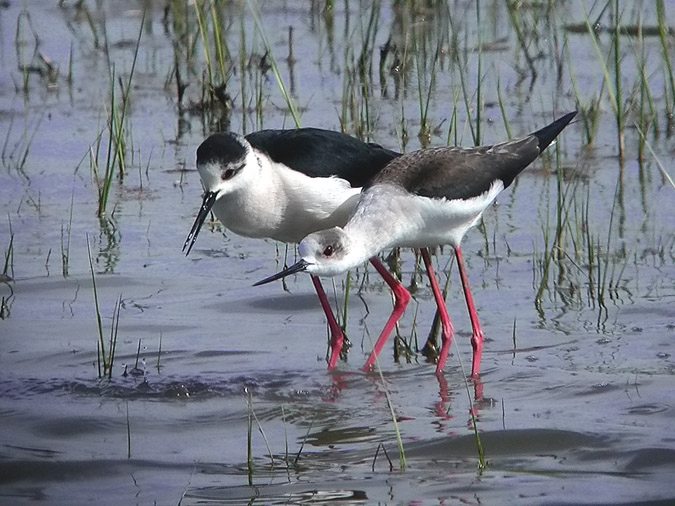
xmin=1 ymin=1 xmax=674 ymax=504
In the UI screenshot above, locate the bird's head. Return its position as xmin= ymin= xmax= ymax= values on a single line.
xmin=254 ymin=227 xmax=357 ymax=285
xmin=183 ymin=132 xmax=259 ymax=255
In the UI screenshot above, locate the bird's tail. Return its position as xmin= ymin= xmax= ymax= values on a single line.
xmin=532 ymin=111 xmax=577 ymax=152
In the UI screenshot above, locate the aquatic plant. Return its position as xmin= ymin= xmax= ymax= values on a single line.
xmin=87 ymin=234 xmax=121 ymax=379
xmin=3 ymin=217 xmax=14 ymax=281
xmin=60 ymin=191 xmax=74 ymax=277
xmin=92 ymin=10 xmax=145 ymax=217
xmin=245 ymin=387 xmax=276 ymax=485
xmin=246 ymin=0 xmax=301 ymax=127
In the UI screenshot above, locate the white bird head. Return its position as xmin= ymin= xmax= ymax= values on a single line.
xmin=254 ymin=227 xmax=359 ymax=285
xmin=183 ymin=133 xmax=260 ymax=255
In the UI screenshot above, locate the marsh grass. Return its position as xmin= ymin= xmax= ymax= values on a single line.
xmin=193 ymin=0 xmax=233 ymax=121
xmin=244 ymin=388 xmax=278 ymax=485
xmin=87 ymin=235 xmax=121 ymax=379
xmin=60 ymin=191 xmax=74 ymax=277
xmin=126 ymin=401 xmax=132 ymax=459
xmin=372 ymin=442 xmax=394 ymax=472
xmin=2 ymin=221 xmax=14 ymax=318
xmin=656 ymin=0 xmax=675 ymax=132
xmin=246 ymin=0 xmax=300 ymax=127
xmin=582 ymin=4 xmax=627 ymax=159
xmin=92 ymin=10 xmax=145 ymax=217
xmin=373 ymin=359 xmax=406 ymax=471
xmin=0 ymin=218 xmax=12 ymax=317
xmin=635 ymin=123 xmax=675 ymax=189
xmin=413 ymin=31 xmax=440 ymax=146
xmin=532 ymin=134 xmax=634 ymax=327
xmin=14 ymin=9 xmax=59 ymax=90
xmin=505 ymin=1 xmax=538 ymax=86
xmin=3 ymin=218 xmax=14 ymax=281
xmin=1 ymin=114 xmax=42 ymax=175
xmin=246 ymin=388 xmax=254 ymax=484
xmin=156 ymin=332 xmax=163 ymax=373
xmin=534 ymin=143 xmax=579 ymax=310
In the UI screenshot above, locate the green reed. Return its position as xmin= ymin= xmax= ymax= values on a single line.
xmin=2 ymin=114 xmax=42 ymax=175
xmin=246 ymin=388 xmax=254 ymax=484
xmin=244 ymin=388 xmax=276 ymax=485
xmin=635 ymin=124 xmax=675 ymax=188
xmin=87 ymin=234 xmax=121 ymax=379
xmin=534 ymin=140 xmax=576 ymax=310
xmin=126 ymin=401 xmax=132 ymax=459
xmin=246 ymin=0 xmax=300 ymax=127
xmin=583 ymin=5 xmax=625 ymax=159
xmin=0 ymin=216 xmax=12 ymax=318
xmin=156 ymin=331 xmax=163 ymax=373
xmin=612 ymin=0 xmax=625 ymax=159
xmin=496 ymin=78 xmax=513 ymax=139
xmin=568 ymin=52 xmax=602 ymax=146
xmin=60 ymin=190 xmax=74 ymax=277
xmin=449 ymin=330 xmax=486 ymax=470
xmin=373 ymin=358 xmax=406 ymax=471
xmin=633 ymin=15 xmax=657 ymax=163
xmin=2 ymin=218 xmax=14 ymax=281
xmin=474 ymin=1 xmax=483 ymax=146
xmin=656 ymin=0 xmax=674 ymax=130
xmin=338 ymin=0 xmax=382 ymax=139
xmin=93 ymin=10 xmax=144 ymax=217
xmin=505 ymin=1 xmax=538 ymax=84
xmin=194 ymin=0 xmax=232 ymax=111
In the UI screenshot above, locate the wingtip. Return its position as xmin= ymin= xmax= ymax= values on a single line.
xmin=533 ymin=111 xmax=577 ymax=152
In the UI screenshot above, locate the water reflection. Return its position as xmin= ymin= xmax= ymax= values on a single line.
xmin=97 ymin=215 xmax=120 ymax=273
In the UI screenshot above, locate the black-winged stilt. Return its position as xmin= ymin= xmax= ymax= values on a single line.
xmin=182 ymin=127 xmax=403 ymax=369
xmin=255 ymin=111 xmax=577 ymax=377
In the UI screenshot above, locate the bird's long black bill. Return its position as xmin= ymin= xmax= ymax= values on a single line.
xmin=253 ymin=259 xmax=310 ymax=286
xmin=182 ymin=191 xmax=219 ymax=256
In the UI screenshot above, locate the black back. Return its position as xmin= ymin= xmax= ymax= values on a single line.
xmin=246 ymin=128 xmax=401 ymax=187
xmin=366 ymin=112 xmax=576 ymax=201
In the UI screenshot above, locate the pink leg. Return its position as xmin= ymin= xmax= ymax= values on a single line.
xmin=362 ymin=257 xmax=412 ymax=371
xmin=419 ymin=248 xmax=455 ymax=375
xmin=454 ymin=246 xmax=484 ymax=378
xmin=311 ymin=275 xmax=344 ymax=370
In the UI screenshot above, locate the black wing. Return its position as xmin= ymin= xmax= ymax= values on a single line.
xmin=367 ymin=112 xmax=576 ymax=201
xmin=245 ymin=128 xmax=401 ymax=187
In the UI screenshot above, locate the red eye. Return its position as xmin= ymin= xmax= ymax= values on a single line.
xmin=323 ymin=245 xmax=334 ymax=257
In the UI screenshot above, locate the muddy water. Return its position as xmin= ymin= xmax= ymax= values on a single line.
xmin=1 ymin=1 xmax=674 ymax=504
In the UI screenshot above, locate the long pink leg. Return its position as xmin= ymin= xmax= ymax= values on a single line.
xmin=362 ymin=257 xmax=412 ymax=371
xmin=419 ymin=248 xmax=455 ymax=375
xmin=454 ymin=245 xmax=484 ymax=378
xmin=311 ymin=275 xmax=344 ymax=370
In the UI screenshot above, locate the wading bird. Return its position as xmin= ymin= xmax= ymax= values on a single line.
xmin=255 ymin=112 xmax=577 ymax=377
xmin=183 ymin=127 xmax=405 ymax=369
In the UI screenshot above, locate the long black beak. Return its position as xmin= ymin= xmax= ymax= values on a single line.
xmin=253 ymin=259 xmax=311 ymax=286
xmin=183 ymin=191 xmax=219 ymax=256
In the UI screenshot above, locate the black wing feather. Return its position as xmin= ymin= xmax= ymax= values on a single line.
xmin=246 ymin=128 xmax=401 ymax=187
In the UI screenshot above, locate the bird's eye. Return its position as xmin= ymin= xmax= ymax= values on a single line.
xmin=222 ymin=163 xmax=245 ymax=180
xmin=323 ymin=245 xmax=334 ymax=257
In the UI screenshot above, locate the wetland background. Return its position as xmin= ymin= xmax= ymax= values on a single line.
xmin=1 ymin=1 xmax=674 ymax=504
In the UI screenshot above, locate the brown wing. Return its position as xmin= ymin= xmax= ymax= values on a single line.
xmin=367 ymin=136 xmax=539 ymax=201
xmin=366 ymin=111 xmax=576 ymax=201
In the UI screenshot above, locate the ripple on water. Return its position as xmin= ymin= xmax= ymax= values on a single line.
xmin=0 ymin=370 xmax=334 ymax=402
